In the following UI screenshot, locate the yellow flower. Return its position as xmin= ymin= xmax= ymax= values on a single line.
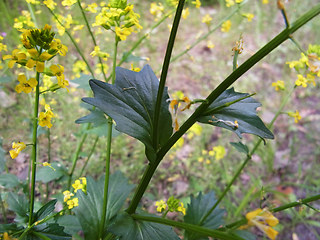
xmin=288 ymin=110 xmax=301 ymax=123
xmin=187 ymin=123 xmax=202 ymax=139
xmin=90 ymin=46 xmax=110 ymax=60
xmin=202 ymin=14 xmax=213 ymax=25
xmin=235 ymin=0 xmax=243 ymax=3
xmin=221 ymin=20 xmax=231 ymax=32
xmin=61 ymin=0 xmax=77 ymax=7
xmin=155 ymin=200 xmax=167 ymax=212
xmin=50 ymin=39 xmax=68 ymax=56
xmin=15 ymin=74 xmax=38 ymax=94
xmin=3 ymin=49 xmax=27 ymax=68
xmin=43 ymin=0 xmax=57 ymax=10
xmin=26 ymin=50 xmax=52 ymax=72
xmin=67 ymin=197 xmax=79 ymax=209
xmin=150 ymin=2 xmax=164 ymax=19
xmin=306 ymin=73 xmax=316 ymax=86
xmin=130 ymin=64 xmax=141 ymax=72
xmin=207 ymin=40 xmax=215 ymax=49
xmin=115 ymin=27 xmax=132 ymax=41
xmin=197 ymin=157 xmax=204 ymax=162
xmin=72 ymin=180 xmax=83 ymax=193
xmin=295 ymin=74 xmax=307 ymax=88
xmin=72 ymin=177 xmax=87 ymax=193
xmin=42 ymin=162 xmax=56 ymax=171
xmin=271 ymin=80 xmax=285 ymax=91
xmin=177 ymin=202 xmax=186 ymax=215
xmin=39 ymin=111 xmax=53 ymax=128
xmin=263 ymin=0 xmax=269 ymax=4
xmin=192 ymin=0 xmax=201 ymax=8
xmin=86 ymin=3 xmax=98 ymax=13
xmin=242 ymin=13 xmax=254 ymax=22
xmin=182 ymin=8 xmax=190 ymax=19
xmin=245 ymin=208 xmax=279 ymax=240
xmin=212 ymin=146 xmax=226 ymax=161
xmin=225 ymin=0 xmax=235 ymax=7
xmin=9 ymin=141 xmax=26 ymax=159
xmin=2 ymin=232 xmax=18 ymax=240
xmin=63 ymin=190 xmax=74 ymax=202
xmin=50 ymin=64 xmax=69 ymax=89
xmin=26 ymin=0 xmax=40 ymax=4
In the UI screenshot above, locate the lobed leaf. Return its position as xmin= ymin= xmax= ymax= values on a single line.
xmin=197 ymin=88 xmax=274 ymax=140
xmin=82 ymin=65 xmax=173 ymax=162
xmin=34 ymin=199 xmax=57 ymax=222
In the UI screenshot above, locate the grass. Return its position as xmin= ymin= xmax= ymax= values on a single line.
xmin=1 ymin=0 xmax=320 ymax=238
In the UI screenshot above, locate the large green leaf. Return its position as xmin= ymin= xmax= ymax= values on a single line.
xmin=72 ymin=74 xmax=92 ymax=91
xmin=32 ymin=223 xmax=71 ymax=240
xmin=36 ymin=162 xmax=68 ymax=183
xmin=83 ymin=65 xmax=173 ymax=162
xmin=184 ymin=192 xmax=225 ymax=240
xmin=0 ymin=173 xmax=21 ymax=188
xmin=56 ymin=215 xmax=82 ymax=235
xmin=197 ymin=88 xmax=274 ymax=139
xmin=109 ymin=212 xmax=180 ymax=240
xmin=34 ymin=199 xmax=57 ymax=222
xmin=73 ymin=172 xmax=135 ymax=239
xmin=7 ymin=192 xmax=29 ymax=224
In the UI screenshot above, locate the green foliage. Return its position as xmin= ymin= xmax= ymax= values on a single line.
xmin=0 ymin=173 xmax=21 ymax=188
xmin=83 ymin=65 xmax=173 ymax=162
xmin=184 ymin=192 xmax=225 ymax=240
xmin=36 ymin=162 xmax=68 ymax=183
xmin=230 ymin=142 xmax=249 ymax=155
xmin=7 ymin=192 xmax=29 ymax=223
xmin=72 ymin=74 xmax=92 ymax=91
xmin=56 ymin=215 xmax=82 ymax=236
xmin=31 ymin=223 xmax=71 ymax=240
xmin=109 ymin=212 xmax=180 ymax=240
xmin=198 ymin=88 xmax=274 ymax=139
xmin=34 ymin=199 xmax=57 ymax=222
xmin=73 ymin=172 xmax=134 ymax=239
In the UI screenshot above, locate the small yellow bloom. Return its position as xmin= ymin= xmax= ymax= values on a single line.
xmin=39 ymin=111 xmax=53 ymax=128
xmin=288 ymin=110 xmax=301 ymax=123
xmin=205 ymin=159 xmax=211 ymax=164
xmin=3 ymin=49 xmax=27 ymax=68
xmin=212 ymin=146 xmax=226 ymax=161
xmin=43 ymin=0 xmax=57 ymax=10
xmin=26 ymin=49 xmax=52 ymax=72
xmin=115 ymin=27 xmax=132 ymax=41
xmin=202 ymin=14 xmax=213 ymax=25
xmin=67 ymin=197 xmax=79 ymax=209
xmin=9 ymin=141 xmax=26 ymax=159
xmin=306 ymin=73 xmax=316 ymax=86
xmin=72 ymin=177 xmax=86 ymax=193
xmin=50 ymin=64 xmax=69 ymax=89
xmin=63 ymin=190 xmax=74 ymax=202
xmin=182 ymin=8 xmax=190 ymax=20
xmin=130 ymin=64 xmax=141 ymax=72
xmin=155 ymin=200 xmax=167 ymax=213
xmin=262 ymin=0 xmax=269 ymax=4
xmin=50 ymin=39 xmax=68 ymax=56
xmin=271 ymin=80 xmax=285 ymax=91
xmin=207 ymin=40 xmax=215 ymax=49
xmin=242 ymin=13 xmax=254 ymax=22
xmin=221 ymin=20 xmax=231 ymax=32
xmin=149 ymin=2 xmax=164 ymax=19
xmin=15 ymin=74 xmax=38 ymax=94
xmin=245 ymin=208 xmax=279 ymax=240
xmin=42 ymin=161 xmax=56 ymax=171
xmin=295 ymin=74 xmax=307 ymax=88
xmin=197 ymin=157 xmax=204 ymax=163
xmin=86 ymin=3 xmax=98 ymax=13
xmin=61 ymin=0 xmax=77 ymax=7
xmin=191 ymin=0 xmax=201 ymax=8
xmin=177 ymin=202 xmax=186 ymax=215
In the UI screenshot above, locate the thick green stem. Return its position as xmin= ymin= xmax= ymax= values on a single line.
xmin=77 ymin=0 xmax=107 ymax=81
xmin=45 ymin=129 xmax=51 ymax=202
xmin=79 ymin=136 xmax=99 ymax=177
xmin=28 ymin=71 xmax=41 ymax=226
xmin=131 ymin=214 xmax=244 ymax=240
xmin=157 ymin=3 xmax=320 ymax=161
xmin=46 ymin=7 xmax=95 ymax=77
xmin=153 ymin=0 xmax=185 ymax=150
xmin=200 ymin=86 xmax=296 ymax=225
xmin=100 ymin=35 xmax=118 ymax=239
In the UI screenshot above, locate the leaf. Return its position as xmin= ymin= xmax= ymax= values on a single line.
xmin=0 ymin=138 xmax=6 ymax=173
xmin=72 ymin=74 xmax=92 ymax=91
xmin=184 ymin=192 xmax=225 ymax=240
xmin=0 ymin=173 xmax=21 ymax=188
xmin=109 ymin=212 xmax=180 ymax=240
xmin=7 ymin=192 xmax=29 ymax=223
xmin=74 ymin=172 xmax=135 ymax=239
xmin=121 ymin=52 xmax=148 ymax=63
xmin=33 ymin=223 xmax=71 ymax=240
xmin=0 ymin=223 xmax=23 ymax=232
xmin=83 ymin=65 xmax=173 ymax=162
xmin=230 ymin=142 xmax=249 ymax=154
xmin=34 ymin=199 xmax=57 ymax=222
xmin=232 ymin=230 xmax=256 ymax=240
xmin=56 ymin=215 xmax=82 ymax=235
xmin=75 ymin=107 xmax=107 ymax=127
xmin=197 ymin=88 xmax=274 ymax=139
xmin=0 ymin=75 xmax=11 ymax=84
xmin=36 ymin=162 xmax=68 ymax=183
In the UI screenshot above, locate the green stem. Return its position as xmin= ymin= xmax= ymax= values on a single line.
xmin=46 ymin=7 xmax=95 ymax=77
xmin=28 ymin=71 xmax=41 ymax=226
xmin=169 ymin=6 xmax=241 ymax=64
xmin=100 ymin=118 xmax=113 ymax=239
xmin=157 ymin=3 xmax=320 ymax=161
xmin=100 ymin=35 xmax=118 ymax=239
xmin=27 ymin=2 xmax=38 ymax=28
xmin=77 ymin=0 xmax=107 ymax=81
xmin=131 ymin=214 xmax=244 ymax=240
xmin=45 ymin=129 xmax=51 ymax=202
xmin=0 ymin=190 xmax=7 ymax=224
xmin=153 ymin=0 xmax=185 ymax=150
xmin=199 ymin=86 xmax=296 ymax=225
xmin=79 ymin=136 xmax=99 ymax=177
xmin=233 ymin=51 xmax=239 ymax=71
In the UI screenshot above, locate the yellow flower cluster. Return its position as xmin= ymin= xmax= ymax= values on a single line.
xmin=9 ymin=142 xmax=26 ymax=159
xmin=62 ymin=177 xmax=86 ymax=209
xmin=271 ymin=80 xmax=285 ymax=91
xmin=92 ymin=2 xmax=142 ymax=41
xmin=198 ymin=146 xmax=226 ymax=164
xmin=202 ymin=14 xmax=213 ymax=26
xmin=192 ymin=0 xmax=201 ymax=8
xmin=150 ymin=2 xmax=164 ymax=20
xmin=221 ymin=20 xmax=231 ymax=32
xmin=225 ymin=0 xmax=243 ymax=7
xmin=13 ymin=10 xmax=35 ymax=29
xmin=155 ymin=196 xmax=186 ymax=215
xmin=244 ymin=208 xmax=279 ymax=240
xmin=287 ymin=110 xmax=301 ymax=123
xmin=242 ymin=13 xmax=255 ymax=22
xmin=39 ymin=104 xmax=55 ymax=128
